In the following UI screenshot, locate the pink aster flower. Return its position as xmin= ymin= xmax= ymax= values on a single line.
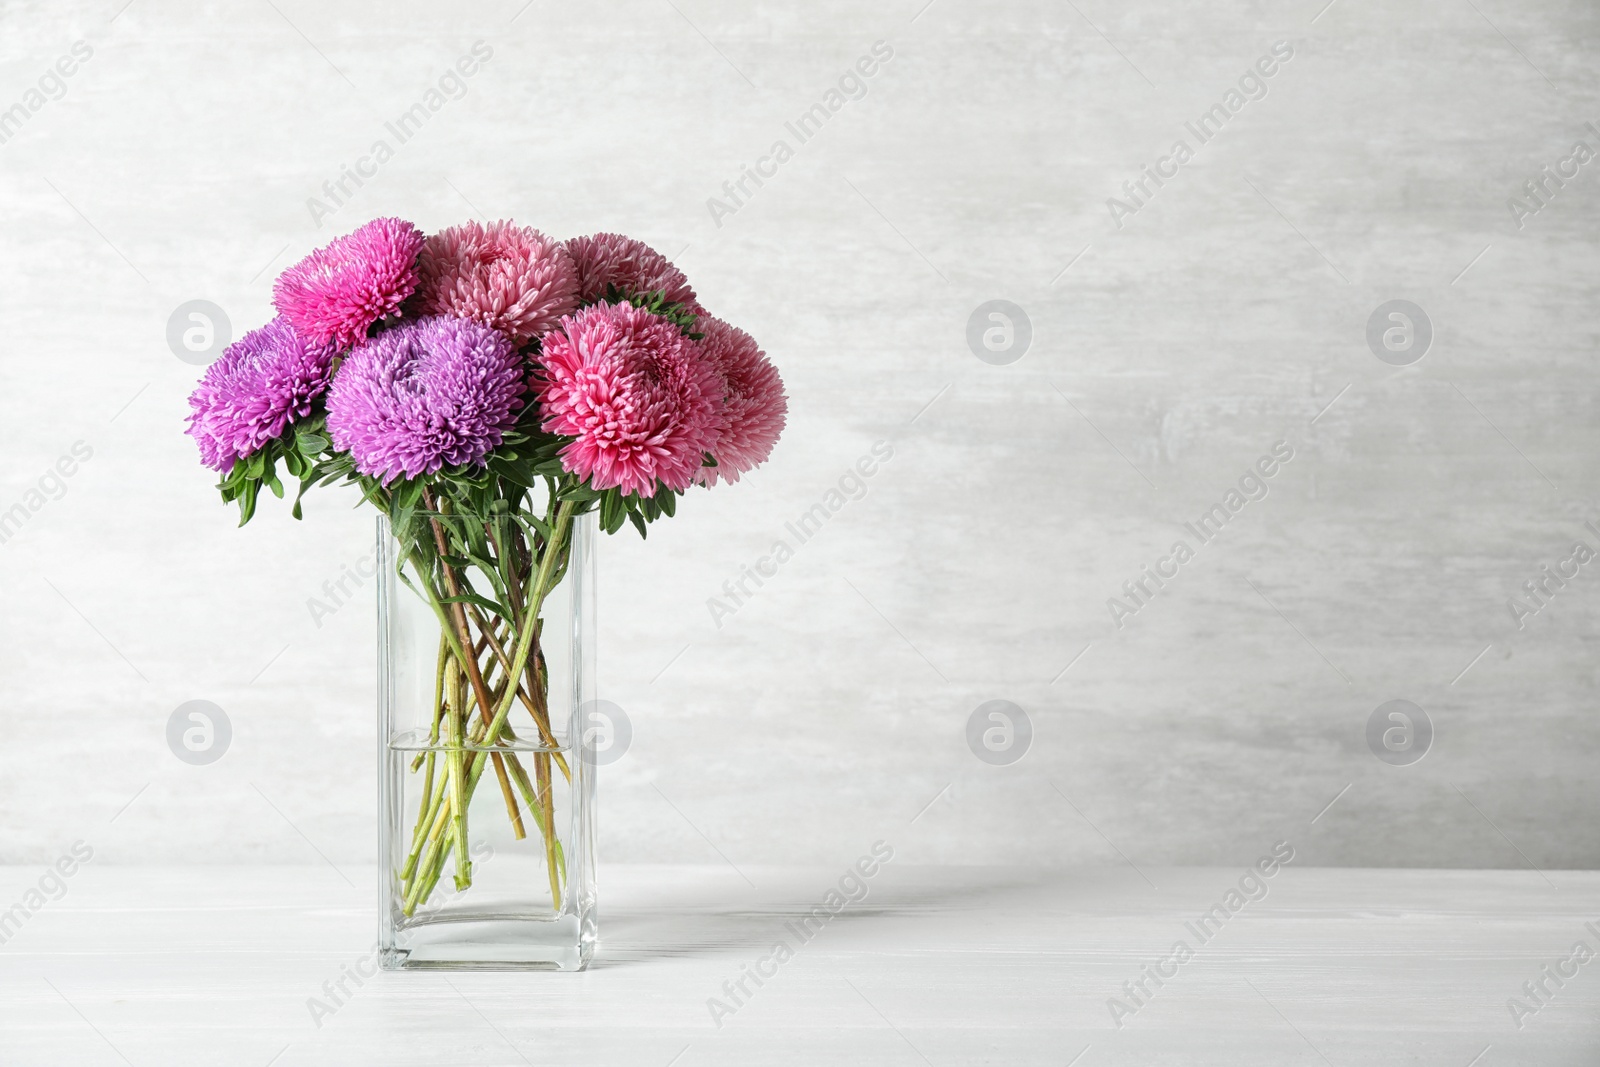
xmin=272 ymin=217 xmax=424 ymax=350
xmin=324 ymin=316 xmax=525 ymax=485
xmin=413 ymin=220 xmax=579 ymax=344
xmin=566 ymin=232 xmax=700 ymax=313
xmin=186 ymin=317 xmax=338 ymax=472
xmin=534 ymin=302 xmax=720 ymax=497
xmin=695 ymin=316 xmax=786 ymax=485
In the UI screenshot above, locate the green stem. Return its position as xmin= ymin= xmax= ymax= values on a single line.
xmin=470 ymin=603 xmax=571 ymax=783
xmin=409 ymin=634 xmax=449 ymax=773
xmin=404 ymin=792 xmax=452 ymax=913
xmin=446 ymin=667 xmax=470 ymax=890
xmin=401 ymin=642 xmax=450 ymax=882
xmin=470 ymin=498 xmax=576 ymax=765
xmin=404 ymin=498 xmax=578 ymax=910
xmin=504 ymin=752 xmax=565 ymax=906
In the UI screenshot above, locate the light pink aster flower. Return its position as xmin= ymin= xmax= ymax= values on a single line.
xmin=534 ymin=302 xmax=720 ymax=497
xmin=695 ymin=316 xmax=786 ymax=485
xmin=566 ymin=232 xmax=700 ymax=313
xmin=272 ymin=218 xmax=425 ymax=350
xmin=414 ymin=220 xmax=579 ymax=344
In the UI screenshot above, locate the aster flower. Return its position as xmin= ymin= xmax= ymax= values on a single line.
xmin=413 ymin=220 xmax=579 ymax=344
xmin=534 ymin=301 xmax=720 ymax=497
xmin=695 ymin=316 xmax=786 ymax=485
xmin=325 ymin=316 xmax=525 ymax=485
xmin=566 ymin=232 xmax=700 ymax=313
xmin=186 ymin=317 xmax=338 ymax=472
xmin=273 ymin=217 xmax=425 ymax=350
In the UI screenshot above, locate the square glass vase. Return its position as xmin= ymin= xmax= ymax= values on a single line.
xmin=376 ymin=511 xmax=596 ymax=971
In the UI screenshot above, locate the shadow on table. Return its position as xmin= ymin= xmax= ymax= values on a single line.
xmin=589 ymin=865 xmax=1151 ymax=968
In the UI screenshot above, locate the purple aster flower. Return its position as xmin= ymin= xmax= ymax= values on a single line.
xmin=273 ymin=217 xmax=425 ymax=350
xmin=186 ymin=317 xmax=338 ymax=472
xmin=325 ymin=316 xmax=525 ymax=484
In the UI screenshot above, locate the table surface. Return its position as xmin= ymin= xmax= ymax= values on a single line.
xmin=0 ymin=864 xmax=1594 ymax=1066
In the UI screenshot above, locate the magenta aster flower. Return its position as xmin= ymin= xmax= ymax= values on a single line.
xmin=272 ymin=217 xmax=425 ymax=350
xmin=414 ymin=220 xmax=579 ymax=344
xmin=324 ymin=316 xmax=525 ymax=484
xmin=695 ymin=316 xmax=786 ymax=485
xmin=186 ymin=317 xmax=338 ymax=472
xmin=566 ymin=232 xmax=700 ymax=313
xmin=534 ymin=302 xmax=720 ymax=497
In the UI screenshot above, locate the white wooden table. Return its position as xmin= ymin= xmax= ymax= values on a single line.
xmin=0 ymin=865 xmax=1592 ymax=1065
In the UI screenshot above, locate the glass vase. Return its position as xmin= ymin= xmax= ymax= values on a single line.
xmin=376 ymin=508 xmax=596 ymax=971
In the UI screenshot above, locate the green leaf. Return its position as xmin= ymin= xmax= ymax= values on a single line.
xmin=488 ymin=457 xmax=536 ymax=488
xmin=439 ymin=591 xmax=513 ymax=618
xmin=291 ymin=476 xmax=315 ymax=520
xmin=295 ymin=431 xmax=330 ymax=454
xmin=391 ymin=478 xmax=425 ymax=514
xmin=561 ymin=484 xmax=600 ymax=503
xmin=237 ymin=479 xmax=260 ymax=526
xmin=513 ymin=511 xmax=551 ymax=542
xmin=596 ymin=488 xmax=629 ymax=534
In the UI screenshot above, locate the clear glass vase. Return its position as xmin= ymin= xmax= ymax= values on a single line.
xmin=376 ymin=509 xmax=596 ymax=971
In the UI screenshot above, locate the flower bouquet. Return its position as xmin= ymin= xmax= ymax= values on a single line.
xmin=186 ymin=219 xmax=785 ymax=968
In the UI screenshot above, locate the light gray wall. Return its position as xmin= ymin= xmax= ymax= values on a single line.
xmin=1 ymin=0 xmax=1596 ymax=871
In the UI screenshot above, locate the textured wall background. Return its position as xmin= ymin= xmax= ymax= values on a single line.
xmin=0 ymin=0 xmax=1596 ymax=872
